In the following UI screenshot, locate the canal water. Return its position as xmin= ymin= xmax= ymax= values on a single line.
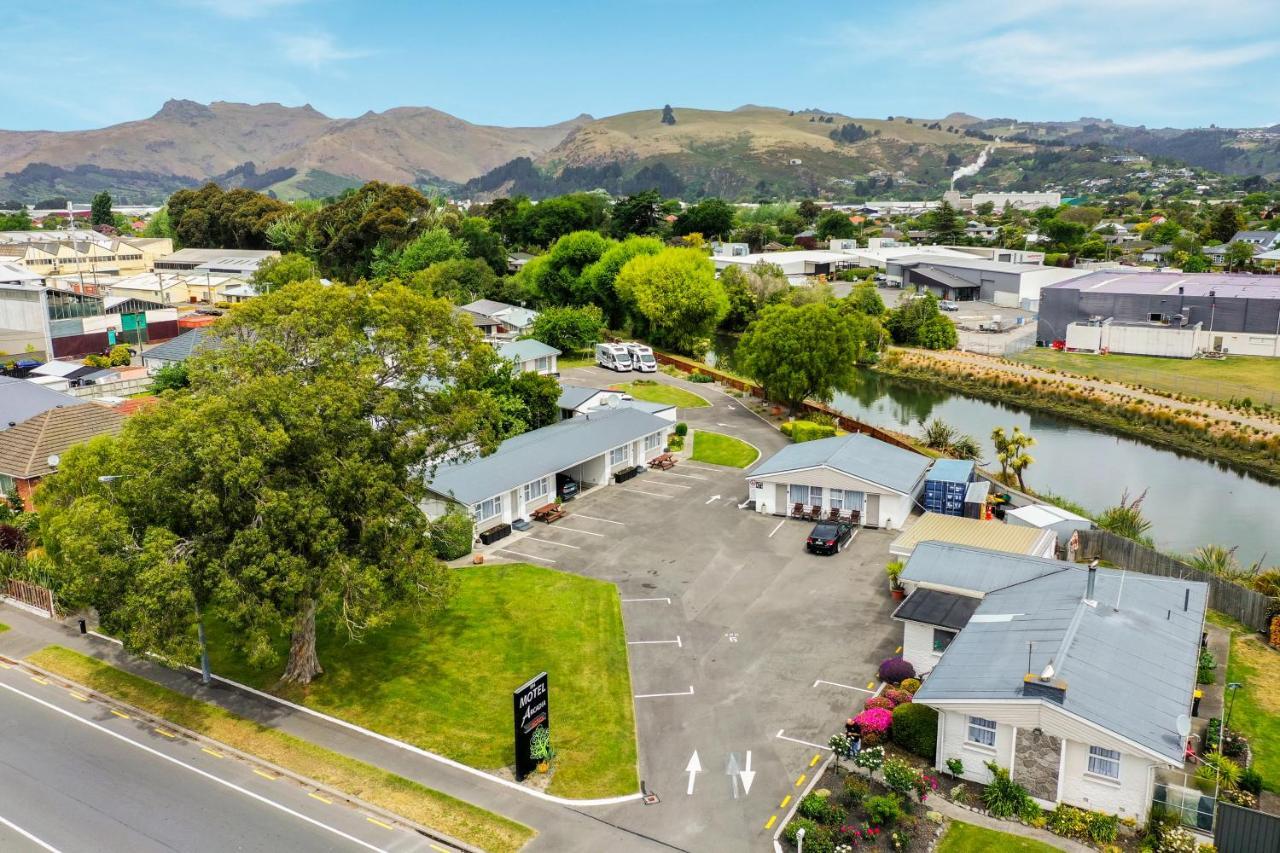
xmin=709 ymin=338 xmax=1280 ymax=565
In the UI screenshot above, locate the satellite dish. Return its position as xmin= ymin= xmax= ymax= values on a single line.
xmin=47 ymin=454 xmax=60 ymax=469
xmin=1176 ymin=714 xmax=1192 ymax=738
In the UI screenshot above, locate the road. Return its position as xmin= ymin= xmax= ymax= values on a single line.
xmin=0 ymin=662 xmax=439 ymax=853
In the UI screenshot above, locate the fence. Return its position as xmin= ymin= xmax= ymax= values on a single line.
xmin=3 ymin=578 xmax=55 ymax=617
xmin=1076 ymin=530 xmax=1275 ymax=631
xmin=67 ymin=375 xmax=154 ymax=399
xmin=1214 ymin=802 xmax=1280 ymax=853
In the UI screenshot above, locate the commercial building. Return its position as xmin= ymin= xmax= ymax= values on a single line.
xmin=0 ymin=280 xmax=180 ymax=360
xmin=942 ymin=190 xmax=1062 ymax=211
xmin=888 ymin=255 xmax=1089 ymax=310
xmin=153 ymin=248 xmax=279 ymax=274
xmin=0 ymin=231 xmax=173 ymax=277
xmin=1038 ymin=271 xmax=1280 ymax=358
xmin=712 ymin=249 xmax=863 ymax=282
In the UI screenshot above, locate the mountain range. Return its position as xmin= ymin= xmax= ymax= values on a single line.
xmin=0 ymin=100 xmax=1274 ymax=205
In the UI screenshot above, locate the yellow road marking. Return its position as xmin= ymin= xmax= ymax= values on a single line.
xmin=366 ymin=817 xmax=394 ymax=830
xmin=809 ymin=753 xmax=821 ymax=767
xmin=253 ymin=769 xmax=278 ymax=781
xmin=30 ymin=675 xmax=49 ymax=685
xmin=764 ymin=814 xmax=777 ymax=830
xmin=430 ymin=846 xmax=450 ymax=853
xmin=68 ymin=691 xmax=89 ymax=702
xmin=308 ymin=792 xmax=333 ymax=804
xmin=0 ymin=661 xmax=12 ymax=668
xmin=780 ymin=795 xmax=791 ymax=808
xmin=111 ymin=709 xmax=130 ymax=719
xmin=154 ymin=728 xmax=176 ymax=738
xmin=794 ymin=774 xmax=806 ymax=787
xmin=895 ymin=645 xmax=902 ymax=654
xmin=201 ymin=747 xmax=224 ymax=758
xmin=866 ymin=681 xmax=875 ymax=690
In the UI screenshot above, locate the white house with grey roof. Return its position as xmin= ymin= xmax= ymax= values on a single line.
xmin=746 ymin=433 xmax=930 ymax=529
xmin=494 ymin=339 xmax=559 ymax=376
xmin=900 ymin=542 xmax=1207 ymax=822
xmin=556 ymin=384 xmax=676 ymax=422
xmin=422 ymin=407 xmax=672 ymax=534
xmin=461 ymin=299 xmax=539 ymax=338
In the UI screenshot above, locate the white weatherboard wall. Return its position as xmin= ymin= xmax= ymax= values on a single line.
xmin=749 ymin=465 xmax=919 ymax=529
xmin=901 ymin=620 xmax=945 ymax=674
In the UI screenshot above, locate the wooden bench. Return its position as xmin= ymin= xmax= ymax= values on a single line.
xmin=648 ymin=453 xmax=676 ymax=470
xmin=531 ymin=503 xmax=566 ymax=524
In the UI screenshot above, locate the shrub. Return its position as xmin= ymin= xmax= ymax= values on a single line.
xmin=781 ymin=420 xmax=838 ymax=443
xmin=1019 ymin=798 xmax=1043 ymax=825
xmin=108 ymin=344 xmax=133 ymax=366
xmin=946 ymin=758 xmax=964 ymax=778
xmin=1197 ymin=648 xmax=1216 ymax=684
xmin=852 ymin=746 xmax=884 ymax=776
xmin=799 ymin=792 xmax=845 ymax=826
xmin=1195 ymin=753 xmax=1240 ymax=789
xmin=900 ymin=677 xmax=921 ymax=695
xmin=1155 ymin=826 xmax=1198 ymax=853
xmin=1221 ymin=788 xmax=1257 ymax=808
xmin=983 ymin=762 xmax=1032 ymax=819
xmin=864 ymin=795 xmax=902 ymax=827
xmin=853 ymin=707 xmax=892 ymax=737
xmin=429 ymin=512 xmax=473 ymax=560
xmin=1239 ymin=767 xmax=1264 ymax=796
xmin=842 ymin=775 xmax=869 ymax=807
xmin=674 ymin=421 xmax=688 ymax=437
xmin=882 ymin=758 xmax=918 ymax=797
xmin=863 ymin=696 xmax=893 ymax=712
xmin=1047 ymin=804 xmax=1088 ymax=839
xmin=882 ymin=688 xmax=912 ymax=707
xmin=877 ymin=657 xmax=915 ymax=684
xmin=782 ymin=817 xmax=818 ymax=847
xmin=890 ymin=702 xmax=938 ymax=760
xmin=688 ymin=371 xmax=714 ymax=383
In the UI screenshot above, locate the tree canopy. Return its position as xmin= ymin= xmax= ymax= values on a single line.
xmin=614 ymin=248 xmax=726 ymax=355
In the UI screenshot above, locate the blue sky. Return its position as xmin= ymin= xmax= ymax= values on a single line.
xmin=4 ymin=0 xmax=1278 ymax=131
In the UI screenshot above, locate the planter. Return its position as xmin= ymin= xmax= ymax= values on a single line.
xmin=891 ymin=586 xmax=906 ymax=602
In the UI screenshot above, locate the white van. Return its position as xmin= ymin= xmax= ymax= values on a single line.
xmin=623 ymin=342 xmax=657 ymax=373
xmin=595 ymin=342 xmax=633 ymax=372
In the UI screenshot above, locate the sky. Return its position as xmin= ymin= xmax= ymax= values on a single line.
xmin=3 ymin=0 xmax=1278 ymax=132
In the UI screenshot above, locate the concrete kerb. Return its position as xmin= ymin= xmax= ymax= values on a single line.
xmin=6 ymin=654 xmax=482 ymax=853
xmin=772 ymin=752 xmax=835 ymax=853
xmin=84 ymin=630 xmax=644 ymax=808
xmin=689 ymin=428 xmax=763 ymax=470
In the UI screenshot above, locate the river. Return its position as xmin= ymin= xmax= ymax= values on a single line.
xmin=708 ymin=338 xmax=1280 ymax=565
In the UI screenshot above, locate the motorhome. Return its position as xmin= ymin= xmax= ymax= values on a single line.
xmin=623 ymin=342 xmax=657 ymax=372
xmin=595 ymin=343 xmax=633 ymax=372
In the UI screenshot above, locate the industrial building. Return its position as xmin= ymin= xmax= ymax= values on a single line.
xmin=886 ymin=255 xmax=1089 ymax=310
xmin=941 ymin=190 xmax=1062 ymax=211
xmin=1038 ymin=271 xmax=1280 ymax=358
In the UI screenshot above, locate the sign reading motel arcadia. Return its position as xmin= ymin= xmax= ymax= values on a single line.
xmin=513 ymin=671 xmax=549 ymax=782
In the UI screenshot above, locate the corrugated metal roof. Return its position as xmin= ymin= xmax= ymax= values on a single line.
xmin=495 ymin=339 xmax=560 ymax=362
xmin=0 ymin=377 xmax=78 ymax=431
xmin=749 ymin=433 xmax=930 ymax=495
xmin=891 ymin=513 xmax=1052 ymax=557
xmin=902 ymin=541 xmax=1063 ymax=592
xmin=141 ymin=328 xmax=215 ymax=364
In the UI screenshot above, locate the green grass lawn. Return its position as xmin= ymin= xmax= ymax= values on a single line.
xmin=558 ymin=354 xmax=595 ymax=369
xmin=609 ymin=380 xmax=710 ymax=409
xmin=1015 ymin=349 xmax=1280 ymax=406
xmin=937 ymin=821 xmax=1059 ymax=853
xmin=1209 ymin=613 xmax=1280 ymax=792
xmin=690 ymin=430 xmax=759 ymax=468
xmin=28 ymin=646 xmax=533 ymax=852
xmin=205 ymin=563 xmax=637 ymax=799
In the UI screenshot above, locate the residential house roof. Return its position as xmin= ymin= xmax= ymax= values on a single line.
xmin=555 ymin=384 xmax=674 ymax=417
xmin=494 ymin=339 xmax=560 ymax=363
xmin=425 ymin=407 xmax=671 ymax=505
xmin=891 ymin=513 xmax=1054 ymax=557
xmin=141 ymin=328 xmax=214 ymax=364
xmin=0 ymin=377 xmax=79 ymax=431
xmin=0 ymin=402 xmax=126 ymax=478
xmin=1230 ymin=230 xmax=1280 ymax=248
xmin=749 ymin=433 xmax=930 ymax=495
xmin=901 ymin=541 xmax=1065 ymax=593
xmin=557 ymin=384 xmax=600 ymax=410
xmin=892 ymin=587 xmax=980 ymax=631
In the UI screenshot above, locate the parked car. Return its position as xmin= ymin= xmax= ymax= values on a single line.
xmin=805 ymin=521 xmax=854 ymax=555
xmin=939 ymin=300 xmax=960 ymax=312
xmin=556 ymin=473 xmax=580 ymax=501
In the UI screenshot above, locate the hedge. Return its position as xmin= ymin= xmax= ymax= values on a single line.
xmin=780 ymin=420 xmax=837 ymax=443
xmin=430 ymin=512 xmax=473 ymax=560
xmin=891 ymin=702 xmax=938 ymax=760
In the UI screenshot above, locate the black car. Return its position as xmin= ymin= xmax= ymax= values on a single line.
xmin=806 ymin=521 xmax=854 ymax=555
xmin=556 ymin=473 xmax=580 ymax=501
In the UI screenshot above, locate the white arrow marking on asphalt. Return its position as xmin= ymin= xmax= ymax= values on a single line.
xmin=726 ymin=752 xmax=740 ymax=800
xmin=686 ymin=751 xmax=702 ymax=795
xmin=705 ymin=495 xmax=721 ymax=504
xmin=740 ymin=750 xmax=755 ymax=796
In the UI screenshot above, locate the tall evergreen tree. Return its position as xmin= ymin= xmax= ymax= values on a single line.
xmin=90 ymin=191 xmax=113 ymax=227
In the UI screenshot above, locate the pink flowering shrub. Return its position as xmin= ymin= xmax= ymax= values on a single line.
xmin=854 ymin=707 xmax=893 ymax=734
xmin=863 ymin=696 xmax=894 ymax=712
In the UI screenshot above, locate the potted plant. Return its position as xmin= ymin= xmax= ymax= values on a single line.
xmin=886 ymin=560 xmax=906 ymax=601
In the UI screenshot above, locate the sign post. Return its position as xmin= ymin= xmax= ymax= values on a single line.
xmin=513 ymin=671 xmax=549 ymax=782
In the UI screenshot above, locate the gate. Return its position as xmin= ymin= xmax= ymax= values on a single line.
xmin=3 ymin=578 xmax=55 ymax=617
xmin=1215 ymin=802 xmax=1280 ymax=853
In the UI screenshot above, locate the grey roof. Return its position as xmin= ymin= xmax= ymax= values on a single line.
xmin=462 ymin=299 xmax=518 ymax=316
xmin=913 ymin=551 xmax=1207 ymax=763
xmin=141 ymin=328 xmax=214 ymax=364
xmin=749 ymin=433 xmax=930 ymax=495
xmin=902 ymin=541 xmax=1062 ymax=593
xmin=1231 ymin=230 xmax=1280 ymax=245
xmin=892 ymin=588 xmax=980 ymax=631
xmin=0 ymin=376 xmax=78 ymax=431
xmin=557 ymin=384 xmax=600 ymax=409
xmin=912 ymin=265 xmax=980 ymax=290
xmin=495 ymin=339 xmax=560 ymax=362
xmin=1043 ymin=270 xmax=1280 ymax=300
xmin=928 ymin=459 xmax=974 ymax=483
xmin=425 ymin=407 xmax=670 ymax=505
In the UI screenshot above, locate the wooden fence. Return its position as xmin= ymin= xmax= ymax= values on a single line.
xmin=3 ymin=578 xmax=55 ymax=617
xmin=1076 ymin=530 xmax=1275 ymax=632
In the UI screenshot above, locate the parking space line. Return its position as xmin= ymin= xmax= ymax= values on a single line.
xmin=680 ymin=463 xmax=726 ymax=472
xmin=553 ymin=526 xmax=604 ymax=537
xmin=768 ymin=520 xmax=786 ymax=538
xmin=627 ymin=636 xmax=681 ymax=647
xmin=68 ymin=691 xmax=89 ymax=702
xmin=430 ymin=845 xmax=451 ymax=853
xmin=308 ymin=792 xmax=333 ymax=805
xmin=813 ymin=679 xmax=874 ymax=693
xmin=775 ymin=729 xmax=832 ymax=751
xmin=253 ymin=769 xmax=278 ymax=781
xmin=111 ymin=709 xmax=130 ymax=720
xmin=30 ymin=675 xmax=49 ymax=685
xmin=202 ymin=747 xmax=224 ymax=759
xmin=495 ymin=548 xmax=555 ymax=563
xmin=618 ymin=487 xmax=671 ymax=498
xmin=634 ymin=686 xmax=694 ymax=699
xmin=154 ymin=728 xmax=177 ymax=738
xmin=573 ymin=513 xmax=624 ymax=525
xmin=525 ymin=536 xmax=580 ymax=549
xmin=794 ymin=774 xmax=806 ymax=787
xmin=622 ymin=597 xmax=671 ymax=604
xmin=661 ymin=471 xmax=707 ymax=481
xmin=0 ymin=814 xmax=60 ymax=853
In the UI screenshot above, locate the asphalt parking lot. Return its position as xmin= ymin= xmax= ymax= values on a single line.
xmin=488 ymin=368 xmax=901 ymax=851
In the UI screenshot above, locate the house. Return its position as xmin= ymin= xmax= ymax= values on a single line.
xmin=901 ymin=543 xmax=1206 ymax=823
xmin=507 ymin=252 xmax=534 ymax=273
xmin=0 ymin=376 xmax=77 ymax=431
xmin=1139 ymin=245 xmax=1173 ymax=265
xmin=1202 ymin=242 xmax=1261 ymax=265
xmin=494 ymin=339 xmax=559 ymax=376
xmin=457 ymin=307 xmax=500 ymax=337
xmin=1229 ymin=230 xmax=1280 ymax=251
xmin=141 ymin=328 xmax=216 ymax=371
xmin=1004 ymin=504 xmax=1092 ymax=551
xmin=556 ymin=384 xmax=676 ymax=422
xmin=889 ymin=511 xmax=1056 ymax=559
xmin=461 ymin=299 xmax=539 ymax=337
xmin=421 ymin=407 xmax=673 ymax=535
xmin=746 ymin=433 xmax=931 ymax=530
xmin=0 ymin=402 xmax=127 ymax=508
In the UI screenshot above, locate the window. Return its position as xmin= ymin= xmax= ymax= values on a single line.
xmin=932 ymin=628 xmax=956 ymax=653
xmin=644 ymin=432 xmax=661 ymax=451
xmin=1087 ymin=746 xmax=1121 ymax=780
xmin=610 ymin=446 xmax=629 ymax=466
xmin=523 ymin=477 xmax=548 ymax=504
xmin=473 ymin=495 xmax=502 ymax=522
xmin=967 ymin=716 xmax=997 ymax=748
xmin=534 ymin=356 xmax=550 ymax=372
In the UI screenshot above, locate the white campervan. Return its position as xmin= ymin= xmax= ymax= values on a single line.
xmin=624 ymin=343 xmax=657 ymax=373
xmin=595 ymin=342 xmax=633 ymax=372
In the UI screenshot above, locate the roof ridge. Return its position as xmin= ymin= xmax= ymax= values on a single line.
xmin=21 ymin=409 xmax=55 ymax=476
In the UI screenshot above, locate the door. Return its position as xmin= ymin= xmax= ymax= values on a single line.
xmin=774 ymin=484 xmax=786 ymax=515
xmin=865 ymin=494 xmax=881 ymax=528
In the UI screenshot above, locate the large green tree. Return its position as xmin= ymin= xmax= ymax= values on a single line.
xmin=91 ymin=191 xmax=113 ymax=227
xmin=528 ymin=305 xmax=603 ymax=355
xmin=719 ymin=262 xmax=790 ymax=331
xmin=672 ymin=198 xmax=735 ymax=239
xmin=306 ymin=182 xmax=434 ymax=280
xmin=614 ymin=248 xmax=727 ymax=355
xmin=886 ymin=294 xmax=957 ymax=350
xmin=580 ymin=235 xmax=664 ymax=326
xmin=816 ymin=210 xmax=856 ymax=240
xmin=1208 ymin=204 xmax=1246 ymax=243
xmin=928 ymin=201 xmax=964 ymax=244
xmin=250 ymin=253 xmax=316 ymax=293
xmin=517 ymin=230 xmax=612 ymax=307
xmin=409 ymin=258 xmax=500 ymax=304
xmin=610 ymin=190 xmax=663 ymax=238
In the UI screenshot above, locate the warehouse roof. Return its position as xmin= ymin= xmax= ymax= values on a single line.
xmin=890 ymin=514 xmax=1054 ymax=558
xmin=1043 ymin=270 xmax=1280 ymax=300
xmin=425 ymin=407 xmax=670 ymax=505
xmin=892 ymin=587 xmax=980 ymax=631
xmin=749 ymin=433 xmax=930 ymax=495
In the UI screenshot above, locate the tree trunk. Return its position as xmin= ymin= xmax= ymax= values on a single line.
xmin=281 ymin=599 xmax=323 ymax=685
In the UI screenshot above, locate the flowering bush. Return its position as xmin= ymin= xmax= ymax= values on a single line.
xmin=854 ymin=707 xmax=892 ymax=735
xmin=837 ymin=824 xmax=880 ymax=847
xmin=899 ymin=677 xmax=921 ymax=694
xmin=878 ymin=657 xmax=915 ymax=684
xmin=882 ymin=758 xmax=918 ymax=797
xmin=852 ymin=746 xmax=885 ymax=776
xmin=863 ymin=696 xmax=894 ymax=712
xmin=882 ymin=688 xmax=913 ymax=707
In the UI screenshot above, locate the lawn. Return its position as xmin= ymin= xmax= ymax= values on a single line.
xmin=205 ymin=563 xmax=637 ymax=799
xmin=1210 ymin=613 xmax=1280 ymax=792
xmin=690 ymin=430 xmax=759 ymax=468
xmin=1015 ymin=349 xmax=1280 ymax=406
xmin=936 ymin=821 xmax=1059 ymax=853
xmin=27 ymin=646 xmax=534 ymax=852
xmin=609 ymin=380 xmax=710 ymax=409
xmin=558 ymin=353 xmax=595 ymax=369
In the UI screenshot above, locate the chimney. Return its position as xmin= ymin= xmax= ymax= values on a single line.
xmin=1086 ymin=559 xmax=1098 ymax=603
xmin=1023 ymin=673 xmax=1067 ymax=703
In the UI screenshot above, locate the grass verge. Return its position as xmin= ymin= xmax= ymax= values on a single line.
xmin=558 ymin=354 xmax=595 ymax=369
xmin=610 ymin=380 xmax=710 ymax=409
xmin=936 ymin=821 xmax=1059 ymax=853
xmin=690 ymin=430 xmax=759 ymax=468
xmin=27 ymin=646 xmax=534 ymax=852
xmin=1206 ymin=613 xmax=1280 ymax=792
xmin=0 ymin=622 xmax=8 ymax=633
xmin=206 ymin=563 xmax=637 ymax=799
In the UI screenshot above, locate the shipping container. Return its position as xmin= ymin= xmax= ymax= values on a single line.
xmin=922 ymin=459 xmax=975 ymax=517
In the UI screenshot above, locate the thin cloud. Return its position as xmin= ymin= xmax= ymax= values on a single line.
xmin=279 ymin=33 xmax=370 ymax=71
xmin=186 ymin=0 xmax=307 ymax=18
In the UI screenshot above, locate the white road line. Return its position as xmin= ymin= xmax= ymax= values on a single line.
xmin=775 ymin=729 xmax=832 ymax=751
xmin=634 ymin=686 xmax=695 ymax=699
xmin=639 ymin=480 xmax=691 ymax=490
xmin=621 ymin=597 xmax=671 ymax=604
xmin=553 ymin=526 xmax=604 ymax=537
xmin=0 ymin=681 xmax=387 ymax=853
xmin=618 ymin=488 xmax=671 ymax=498
xmin=496 ymin=549 xmax=556 ymax=564
xmin=662 ymin=472 xmax=708 ymax=481
xmin=768 ymin=520 xmax=786 ymax=538
xmin=572 ymin=514 xmax=624 ymax=525
xmin=525 ymin=536 xmax=580 ymax=550
xmin=627 ymin=636 xmax=682 ymax=648
xmin=0 ymin=814 xmax=62 ymax=853
xmin=812 ymin=679 xmax=874 ymax=693
xmin=679 ymin=463 xmax=725 ymax=472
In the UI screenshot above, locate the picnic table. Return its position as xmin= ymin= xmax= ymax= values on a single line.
xmin=648 ymin=453 xmax=677 ymax=470
xmin=531 ymin=503 xmax=566 ymax=524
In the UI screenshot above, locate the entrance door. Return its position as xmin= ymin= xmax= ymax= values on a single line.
xmin=865 ymin=494 xmax=881 ymax=528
